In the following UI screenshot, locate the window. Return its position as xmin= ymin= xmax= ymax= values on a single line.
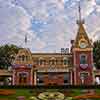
xmin=63 ymin=58 xmax=68 ymax=65
xmin=80 ymin=55 xmax=87 ymax=64
xmin=64 ymin=73 xmax=70 ymax=84
xmin=39 ymin=59 xmax=43 ymax=65
xmin=37 ymin=74 xmax=44 ymax=85
xmin=48 ymin=73 xmax=57 ymax=79
xmin=19 ymin=73 xmax=27 ymax=83
xmin=49 ymin=57 xmax=56 ymax=65
xmin=18 ymin=56 xmax=21 ymax=61
xmin=39 ymin=58 xmax=45 ymax=65
xmin=80 ymin=73 xmax=88 ymax=80
xmin=49 ymin=60 xmax=55 ymax=65
xmin=26 ymin=56 xmax=28 ymax=61
xmin=22 ymin=55 xmax=25 ymax=61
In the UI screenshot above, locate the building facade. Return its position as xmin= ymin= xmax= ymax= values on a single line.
xmin=12 ymin=18 xmax=95 ymax=85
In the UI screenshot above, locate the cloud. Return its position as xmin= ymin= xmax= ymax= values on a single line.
xmin=0 ymin=0 xmax=100 ymax=52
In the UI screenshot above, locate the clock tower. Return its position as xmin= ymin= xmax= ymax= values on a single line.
xmin=72 ymin=2 xmax=94 ymax=85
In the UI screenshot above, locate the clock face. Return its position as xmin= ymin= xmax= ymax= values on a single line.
xmin=79 ymin=41 xmax=87 ymax=48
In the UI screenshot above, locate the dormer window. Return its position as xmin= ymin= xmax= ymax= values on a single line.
xmin=63 ymin=58 xmax=68 ymax=65
xmin=39 ymin=57 xmax=45 ymax=65
xmin=49 ymin=57 xmax=56 ymax=65
xmin=40 ymin=59 xmax=44 ymax=65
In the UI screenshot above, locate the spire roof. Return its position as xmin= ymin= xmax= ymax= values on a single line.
xmin=74 ymin=23 xmax=92 ymax=48
xmin=74 ymin=1 xmax=92 ymax=48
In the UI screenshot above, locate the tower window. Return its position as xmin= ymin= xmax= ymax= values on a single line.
xmin=80 ymin=55 xmax=87 ymax=64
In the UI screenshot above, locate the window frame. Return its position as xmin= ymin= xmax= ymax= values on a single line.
xmin=80 ymin=54 xmax=88 ymax=65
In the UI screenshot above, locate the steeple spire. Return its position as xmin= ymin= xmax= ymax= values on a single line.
xmin=77 ymin=1 xmax=84 ymax=25
xmin=74 ymin=1 xmax=92 ymax=48
xmin=79 ymin=1 xmax=81 ymax=22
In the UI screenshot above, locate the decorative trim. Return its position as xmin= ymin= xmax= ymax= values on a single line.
xmin=73 ymin=48 xmax=93 ymax=51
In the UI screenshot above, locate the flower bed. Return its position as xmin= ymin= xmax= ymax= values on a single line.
xmin=63 ymin=91 xmax=73 ymax=97
xmin=38 ymin=92 xmax=64 ymax=100
xmin=0 ymin=99 xmax=8 ymax=100
xmin=73 ymin=93 xmax=100 ymax=99
xmin=29 ymin=96 xmax=38 ymax=100
xmin=0 ymin=89 xmax=16 ymax=95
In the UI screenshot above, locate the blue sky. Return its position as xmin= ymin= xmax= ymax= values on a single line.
xmin=0 ymin=0 xmax=100 ymax=52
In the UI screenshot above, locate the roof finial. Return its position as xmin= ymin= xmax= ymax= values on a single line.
xmin=77 ymin=1 xmax=84 ymax=24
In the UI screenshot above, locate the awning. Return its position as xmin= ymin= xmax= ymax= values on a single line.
xmin=0 ymin=70 xmax=12 ymax=76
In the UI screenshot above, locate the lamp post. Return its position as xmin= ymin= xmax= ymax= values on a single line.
xmin=80 ymin=75 xmax=84 ymax=85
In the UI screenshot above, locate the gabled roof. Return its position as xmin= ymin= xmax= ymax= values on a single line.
xmin=13 ymin=48 xmax=33 ymax=65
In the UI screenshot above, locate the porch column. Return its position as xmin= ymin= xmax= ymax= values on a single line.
xmin=70 ymin=71 xmax=72 ymax=85
xmin=34 ymin=71 xmax=37 ymax=86
xmin=73 ymin=68 xmax=76 ymax=85
xmin=12 ymin=70 xmax=15 ymax=85
xmin=30 ymin=68 xmax=33 ymax=85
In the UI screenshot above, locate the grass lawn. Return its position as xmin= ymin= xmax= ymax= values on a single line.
xmin=0 ymin=88 xmax=100 ymax=100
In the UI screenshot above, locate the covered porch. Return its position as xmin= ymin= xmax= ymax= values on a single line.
xmin=34 ymin=66 xmax=73 ymax=86
xmin=0 ymin=69 xmax=12 ymax=85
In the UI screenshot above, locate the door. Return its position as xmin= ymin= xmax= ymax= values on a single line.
xmin=18 ymin=73 xmax=28 ymax=85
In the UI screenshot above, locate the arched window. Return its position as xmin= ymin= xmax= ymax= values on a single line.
xmin=49 ymin=57 xmax=56 ymax=65
xmin=17 ymin=56 xmax=21 ymax=61
xmin=22 ymin=55 xmax=25 ymax=61
xmin=80 ymin=54 xmax=87 ymax=64
xmin=39 ymin=57 xmax=45 ymax=65
xmin=26 ymin=56 xmax=28 ymax=61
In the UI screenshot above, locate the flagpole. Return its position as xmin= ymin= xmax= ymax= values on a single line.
xmin=25 ymin=33 xmax=28 ymax=48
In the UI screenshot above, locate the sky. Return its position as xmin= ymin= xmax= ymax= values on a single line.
xmin=0 ymin=0 xmax=100 ymax=52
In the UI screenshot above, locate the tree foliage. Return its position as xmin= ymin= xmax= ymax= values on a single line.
xmin=93 ymin=40 xmax=100 ymax=69
xmin=0 ymin=44 xmax=20 ymax=69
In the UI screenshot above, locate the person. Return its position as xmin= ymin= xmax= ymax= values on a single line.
xmin=95 ymin=77 xmax=100 ymax=85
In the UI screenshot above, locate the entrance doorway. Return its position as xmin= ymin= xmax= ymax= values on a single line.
xmin=18 ymin=73 xmax=28 ymax=85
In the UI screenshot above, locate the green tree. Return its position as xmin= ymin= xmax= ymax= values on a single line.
xmin=93 ymin=40 xmax=100 ymax=69
xmin=0 ymin=44 xmax=20 ymax=69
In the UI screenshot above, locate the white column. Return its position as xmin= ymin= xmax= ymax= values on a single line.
xmin=34 ymin=71 xmax=37 ymax=86
xmin=73 ymin=68 xmax=76 ymax=85
xmin=73 ymin=51 xmax=77 ymax=85
xmin=30 ymin=68 xmax=33 ymax=85
xmin=70 ymin=71 xmax=72 ymax=85
xmin=12 ymin=70 xmax=15 ymax=85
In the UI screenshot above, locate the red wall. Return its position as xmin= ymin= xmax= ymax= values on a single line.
xmin=73 ymin=51 xmax=94 ymax=85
